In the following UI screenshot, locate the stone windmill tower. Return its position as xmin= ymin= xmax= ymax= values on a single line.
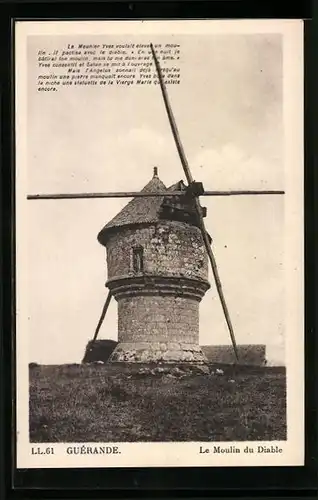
xmin=28 ymin=44 xmax=284 ymax=365
xmin=97 ymin=168 xmax=210 ymax=364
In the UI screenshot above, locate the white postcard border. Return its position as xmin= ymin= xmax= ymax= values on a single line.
xmin=15 ymin=19 xmax=304 ymax=469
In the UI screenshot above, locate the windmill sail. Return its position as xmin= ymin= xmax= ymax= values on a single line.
xmin=91 ymin=291 xmax=113 ymax=345
xmin=150 ymin=43 xmax=239 ymax=362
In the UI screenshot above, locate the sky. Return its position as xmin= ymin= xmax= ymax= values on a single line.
xmin=25 ymin=31 xmax=285 ymax=364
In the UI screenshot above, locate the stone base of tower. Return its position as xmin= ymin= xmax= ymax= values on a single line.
xmin=108 ymin=341 xmax=208 ymax=364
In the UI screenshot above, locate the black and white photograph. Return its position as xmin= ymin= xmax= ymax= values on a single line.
xmin=15 ymin=19 xmax=304 ymax=468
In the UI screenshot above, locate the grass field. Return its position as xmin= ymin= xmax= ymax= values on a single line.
xmin=29 ymin=364 xmax=286 ymax=443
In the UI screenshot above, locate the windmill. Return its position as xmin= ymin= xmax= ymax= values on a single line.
xmin=27 ymin=44 xmax=284 ymax=364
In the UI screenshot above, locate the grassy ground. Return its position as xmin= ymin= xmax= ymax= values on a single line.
xmin=29 ymin=364 xmax=286 ymax=443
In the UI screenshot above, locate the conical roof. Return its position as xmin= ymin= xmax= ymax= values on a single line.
xmin=98 ymin=170 xmax=169 ymax=245
xmin=97 ymin=169 xmax=209 ymax=246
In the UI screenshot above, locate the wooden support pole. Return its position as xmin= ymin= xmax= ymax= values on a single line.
xmin=27 ymin=190 xmax=285 ymax=200
xmin=91 ymin=291 xmax=112 ymax=345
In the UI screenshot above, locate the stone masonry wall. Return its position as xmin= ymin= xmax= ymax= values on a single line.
xmin=104 ymin=220 xmax=209 ymax=363
xmin=118 ymin=295 xmax=199 ymax=344
xmin=106 ymin=221 xmax=208 ymax=283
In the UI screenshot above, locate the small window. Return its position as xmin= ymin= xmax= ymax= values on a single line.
xmin=132 ymin=246 xmax=144 ymax=272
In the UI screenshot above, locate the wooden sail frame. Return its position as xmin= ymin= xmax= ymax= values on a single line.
xmin=150 ymin=43 xmax=241 ymax=361
xmin=27 ymin=190 xmax=284 ymax=200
